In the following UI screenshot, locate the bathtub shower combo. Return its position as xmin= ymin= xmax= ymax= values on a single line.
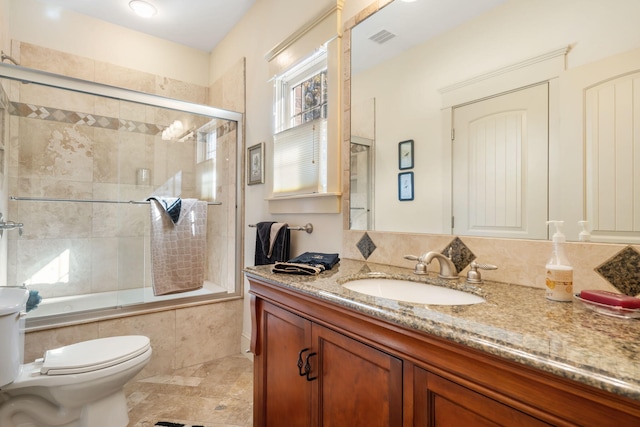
xmin=0 ymin=63 xmax=243 ymax=327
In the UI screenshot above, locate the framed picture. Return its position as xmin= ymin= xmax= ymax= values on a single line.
xmin=398 ymin=139 xmax=414 ymax=170
xmin=398 ymin=172 xmax=414 ymax=201
xmin=247 ymin=142 xmax=265 ymax=185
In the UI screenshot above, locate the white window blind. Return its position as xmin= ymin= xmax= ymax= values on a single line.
xmin=273 ymin=118 xmax=327 ymax=196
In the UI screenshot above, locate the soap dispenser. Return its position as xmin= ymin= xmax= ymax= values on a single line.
xmin=545 ymin=221 xmax=573 ymax=302
xmin=578 ymin=220 xmax=591 ymax=242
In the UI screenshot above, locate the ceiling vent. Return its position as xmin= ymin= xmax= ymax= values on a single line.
xmin=369 ymin=29 xmax=396 ymax=44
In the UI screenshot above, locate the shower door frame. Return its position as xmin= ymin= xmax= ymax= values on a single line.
xmin=0 ymin=63 xmax=245 ymax=326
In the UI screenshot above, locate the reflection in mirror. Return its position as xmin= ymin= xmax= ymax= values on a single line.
xmin=349 ymin=0 xmax=640 ymax=242
xmin=350 ymin=97 xmax=375 ymax=230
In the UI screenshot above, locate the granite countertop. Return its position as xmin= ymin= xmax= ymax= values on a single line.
xmin=245 ymin=258 xmax=640 ymax=401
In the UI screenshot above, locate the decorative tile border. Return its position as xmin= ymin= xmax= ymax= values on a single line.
xmin=9 ymin=101 xmax=238 ymax=138
xmin=10 ymin=101 xmax=163 ymax=135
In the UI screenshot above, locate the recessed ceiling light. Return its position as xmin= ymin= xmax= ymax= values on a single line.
xmin=129 ymin=0 xmax=157 ymax=18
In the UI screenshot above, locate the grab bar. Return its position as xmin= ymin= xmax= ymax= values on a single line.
xmin=10 ymin=196 xmax=221 ymax=205
xmin=248 ymin=223 xmax=313 ymax=234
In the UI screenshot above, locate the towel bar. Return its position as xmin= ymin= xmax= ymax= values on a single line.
xmin=10 ymin=196 xmax=221 ymax=205
xmin=249 ymin=223 xmax=313 ymax=234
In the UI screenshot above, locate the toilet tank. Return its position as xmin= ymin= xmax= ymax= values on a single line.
xmin=0 ymin=287 xmax=29 ymax=387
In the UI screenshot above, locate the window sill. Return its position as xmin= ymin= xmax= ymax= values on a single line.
xmin=267 ymin=192 xmax=342 ymax=214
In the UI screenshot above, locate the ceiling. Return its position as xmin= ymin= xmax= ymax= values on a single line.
xmin=351 ymin=0 xmax=507 ymax=75
xmin=37 ymin=0 xmax=257 ymax=53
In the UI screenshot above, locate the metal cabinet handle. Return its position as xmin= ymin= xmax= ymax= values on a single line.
xmin=304 ymin=352 xmax=317 ymax=381
xmin=297 ymin=348 xmax=310 ymax=376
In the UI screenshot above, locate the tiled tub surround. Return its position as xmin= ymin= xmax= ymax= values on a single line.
xmin=24 ymin=298 xmax=244 ymax=378
xmin=245 ymin=259 xmax=640 ymax=400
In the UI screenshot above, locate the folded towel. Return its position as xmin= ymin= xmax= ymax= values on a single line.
xmin=254 ymin=221 xmax=290 ymax=265
xmin=149 ymin=198 xmax=207 ymax=295
xmin=288 ymin=252 xmax=340 ymax=270
xmin=273 ymin=262 xmax=323 ymax=276
xmin=272 ymin=252 xmax=340 ymax=275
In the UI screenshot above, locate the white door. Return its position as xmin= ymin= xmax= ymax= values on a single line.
xmin=452 ymin=83 xmax=548 ymax=239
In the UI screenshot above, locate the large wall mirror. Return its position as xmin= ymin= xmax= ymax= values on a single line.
xmin=349 ymin=0 xmax=640 ymax=243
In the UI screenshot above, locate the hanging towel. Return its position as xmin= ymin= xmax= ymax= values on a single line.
xmin=148 ymin=198 xmax=207 ymax=296
xmin=147 ymin=197 xmax=182 ymax=224
xmin=254 ymin=221 xmax=290 ymax=265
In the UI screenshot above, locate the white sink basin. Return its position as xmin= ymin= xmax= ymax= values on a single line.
xmin=343 ymin=278 xmax=485 ymax=305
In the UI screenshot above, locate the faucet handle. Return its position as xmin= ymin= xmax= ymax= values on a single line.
xmin=404 ymin=255 xmax=428 ymax=275
xmin=466 ymin=261 xmax=498 ymax=284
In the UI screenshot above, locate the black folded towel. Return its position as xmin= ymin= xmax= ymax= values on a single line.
xmin=272 ymin=252 xmax=340 ymax=275
xmin=288 ymin=252 xmax=340 ymax=270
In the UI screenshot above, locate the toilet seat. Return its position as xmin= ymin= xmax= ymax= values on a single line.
xmin=41 ymin=335 xmax=151 ymax=375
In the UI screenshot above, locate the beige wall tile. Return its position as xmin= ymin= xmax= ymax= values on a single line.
xmin=19 ymin=42 xmax=94 ymax=81
xmin=24 ymin=323 xmax=99 ymax=363
xmin=175 ymin=300 xmax=242 ymax=368
xmin=156 ymin=76 xmax=207 ymax=105
xmin=98 ymin=310 xmax=176 ymax=377
xmin=94 ymin=61 xmax=155 ymax=94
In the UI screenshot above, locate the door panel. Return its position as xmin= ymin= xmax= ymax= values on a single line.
xmin=313 ymin=324 xmax=403 ymax=427
xmin=414 ymin=368 xmax=551 ymax=427
xmin=260 ymin=302 xmax=312 ymax=427
xmin=453 ymin=83 xmax=548 ymax=239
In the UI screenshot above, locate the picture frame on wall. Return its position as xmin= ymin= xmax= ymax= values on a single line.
xmin=398 ymin=171 xmax=414 ymax=201
xmin=398 ymin=139 xmax=414 ymax=170
xmin=247 ymin=142 xmax=265 ymax=185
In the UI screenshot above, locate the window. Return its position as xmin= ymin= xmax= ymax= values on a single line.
xmin=196 ymin=121 xmax=218 ymax=199
xmin=273 ymin=49 xmax=328 ymax=196
xmin=291 ymin=69 xmax=327 ymax=126
xmin=264 ymin=4 xmax=341 ymax=213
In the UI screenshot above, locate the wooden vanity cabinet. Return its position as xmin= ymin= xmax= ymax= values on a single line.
xmin=248 ymin=276 xmax=640 ymax=427
xmin=413 ymin=368 xmax=552 ymax=426
xmin=253 ymin=298 xmax=403 ymax=426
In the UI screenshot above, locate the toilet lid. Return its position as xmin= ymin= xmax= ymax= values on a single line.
xmin=41 ymin=335 xmax=150 ymax=375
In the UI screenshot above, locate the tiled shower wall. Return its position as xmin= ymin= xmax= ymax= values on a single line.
xmin=5 ymin=41 xmax=238 ymax=298
xmin=9 ymin=41 xmax=246 ymax=373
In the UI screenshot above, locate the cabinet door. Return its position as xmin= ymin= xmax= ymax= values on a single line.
xmin=312 ymin=324 xmax=403 ymax=427
xmin=414 ymin=368 xmax=551 ymax=427
xmin=257 ymin=301 xmax=313 ymax=427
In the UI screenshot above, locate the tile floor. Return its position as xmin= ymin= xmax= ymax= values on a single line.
xmin=126 ymin=354 xmax=253 ymax=427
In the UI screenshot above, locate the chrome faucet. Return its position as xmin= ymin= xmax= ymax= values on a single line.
xmin=404 ymin=251 xmax=458 ymax=279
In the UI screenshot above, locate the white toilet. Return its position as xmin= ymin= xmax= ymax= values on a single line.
xmin=0 ymin=287 xmax=152 ymax=427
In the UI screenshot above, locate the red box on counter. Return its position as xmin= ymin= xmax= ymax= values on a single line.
xmin=579 ymin=290 xmax=640 ymax=309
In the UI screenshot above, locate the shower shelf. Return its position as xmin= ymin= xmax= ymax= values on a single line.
xmin=10 ymin=196 xmax=222 ymax=205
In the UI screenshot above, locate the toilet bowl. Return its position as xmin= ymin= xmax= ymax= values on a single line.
xmin=0 ymin=287 xmax=152 ymax=427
